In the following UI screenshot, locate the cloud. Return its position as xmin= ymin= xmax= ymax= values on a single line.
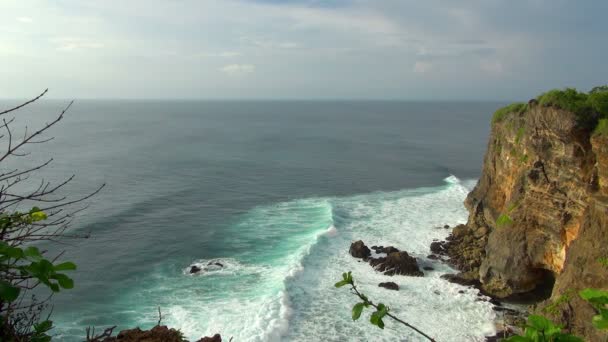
xmin=197 ymin=51 xmax=241 ymax=58
xmin=51 ymin=37 xmax=104 ymax=51
xmin=239 ymin=36 xmax=301 ymax=50
xmin=413 ymin=61 xmax=432 ymax=73
xmin=16 ymin=17 xmax=33 ymax=23
xmin=220 ymin=64 xmax=256 ymax=75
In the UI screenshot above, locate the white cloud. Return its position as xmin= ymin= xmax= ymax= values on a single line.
xmin=413 ymin=61 xmax=433 ymax=73
xmin=239 ymin=36 xmax=300 ymax=50
xmin=220 ymin=64 xmax=255 ymax=75
xmin=197 ymin=51 xmax=241 ymax=58
xmin=51 ymin=37 xmax=104 ymax=51
xmin=16 ymin=17 xmax=33 ymax=23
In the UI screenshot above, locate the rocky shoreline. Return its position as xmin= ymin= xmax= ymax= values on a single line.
xmin=347 ymin=237 xmax=527 ymax=340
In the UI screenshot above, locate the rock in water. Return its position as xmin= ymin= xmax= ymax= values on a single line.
xmin=369 ymin=251 xmax=423 ymax=276
xmin=189 ymin=265 xmax=202 ymax=274
xmin=378 ymin=282 xmax=399 ymax=291
xmin=349 ymin=240 xmax=371 ymax=259
xmin=197 ymin=334 xmax=222 ymax=342
xmin=378 ymin=246 xmax=400 ymax=254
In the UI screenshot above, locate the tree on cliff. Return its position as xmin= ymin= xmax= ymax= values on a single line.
xmin=0 ymin=90 xmax=104 ymax=340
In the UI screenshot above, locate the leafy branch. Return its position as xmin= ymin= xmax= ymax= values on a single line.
xmin=335 ymin=272 xmax=436 ymax=342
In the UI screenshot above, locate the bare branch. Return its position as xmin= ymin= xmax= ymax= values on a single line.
xmin=0 ymin=89 xmax=48 ymax=116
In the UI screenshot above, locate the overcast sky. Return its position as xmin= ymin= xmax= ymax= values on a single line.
xmin=1 ymin=0 xmax=607 ymax=100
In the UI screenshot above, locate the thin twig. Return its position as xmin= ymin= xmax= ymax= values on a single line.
xmin=349 ymin=283 xmax=436 ymax=342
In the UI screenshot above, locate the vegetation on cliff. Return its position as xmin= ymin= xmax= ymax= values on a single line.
xmin=493 ymin=86 xmax=608 ymax=131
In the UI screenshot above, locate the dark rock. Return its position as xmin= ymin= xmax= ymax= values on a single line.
xmin=441 ymin=272 xmax=480 ymax=287
xmin=378 ymin=246 xmax=399 ymax=254
xmin=106 ymin=326 xmax=186 ymax=342
xmin=378 ymin=282 xmax=399 ymax=291
xmin=430 ymin=241 xmax=445 ymax=254
xmin=189 ymin=265 xmax=202 ymax=274
xmin=444 ymin=225 xmax=450 ymax=228
xmin=423 ymin=266 xmax=434 ymax=271
xmin=197 ymin=334 xmax=222 ymax=342
xmin=349 ymin=240 xmax=371 ymax=259
xmin=369 ymin=251 xmax=423 ymax=277
xmin=214 ymin=262 xmax=224 ymax=268
xmin=427 ymin=254 xmax=440 ymax=260
xmin=434 ymin=290 xmax=441 ymax=295
xmin=458 ymin=290 xmax=465 ymax=294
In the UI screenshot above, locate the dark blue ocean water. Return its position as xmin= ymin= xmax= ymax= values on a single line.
xmin=1 ymin=100 xmax=499 ymax=341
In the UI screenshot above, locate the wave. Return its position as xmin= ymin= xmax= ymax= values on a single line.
xmin=53 ymin=176 xmax=494 ymax=341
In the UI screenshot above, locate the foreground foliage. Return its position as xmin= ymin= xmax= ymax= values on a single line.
xmin=0 ymin=90 xmax=103 ymax=341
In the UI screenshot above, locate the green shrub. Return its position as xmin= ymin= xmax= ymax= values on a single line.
xmin=537 ymin=88 xmax=591 ymax=114
xmin=595 ymin=119 xmax=608 ymax=136
xmin=588 ymin=90 xmax=608 ymax=118
xmin=492 ymin=103 xmax=527 ymax=123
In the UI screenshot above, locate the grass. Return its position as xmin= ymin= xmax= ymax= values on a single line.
xmin=491 ymin=85 xmax=608 ymax=132
xmin=496 ymin=213 xmax=513 ymax=227
xmin=536 ymin=87 xmax=608 ymax=130
xmin=594 ymin=118 xmax=608 ymax=136
xmin=492 ymin=103 xmax=527 ymax=123
xmin=515 ymin=127 xmax=525 ymax=144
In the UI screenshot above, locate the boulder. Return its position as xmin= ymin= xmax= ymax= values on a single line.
xmin=106 ymin=326 xmax=185 ymax=342
xmin=441 ymin=271 xmax=480 ymax=287
xmin=189 ymin=265 xmax=202 ymax=274
xmin=379 ymin=246 xmax=399 ymax=254
xmin=349 ymin=240 xmax=371 ymax=259
xmin=423 ymin=266 xmax=434 ymax=271
xmin=430 ymin=241 xmax=445 ymax=254
xmin=369 ymin=251 xmax=423 ymax=277
xmin=378 ymin=282 xmax=399 ymax=291
xmin=197 ymin=334 xmax=222 ymax=342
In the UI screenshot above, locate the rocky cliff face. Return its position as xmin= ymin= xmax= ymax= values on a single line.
xmin=449 ymin=101 xmax=607 ymax=339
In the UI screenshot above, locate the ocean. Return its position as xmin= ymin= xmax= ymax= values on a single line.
xmin=3 ymin=100 xmax=501 ymax=341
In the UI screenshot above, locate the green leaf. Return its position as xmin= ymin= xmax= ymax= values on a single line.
xmin=53 ymin=261 xmax=77 ymax=271
xmin=0 ymin=242 xmax=24 ymax=259
xmin=553 ymin=333 xmax=584 ymax=342
xmin=370 ymin=307 xmax=387 ymax=329
xmin=0 ymin=280 xmax=20 ymax=302
xmin=51 ymin=274 xmax=74 ymax=289
xmin=334 ymin=280 xmax=349 ymax=288
xmin=30 ymin=210 xmax=47 ymax=222
xmin=34 ymin=320 xmax=53 ymax=333
xmin=527 ymin=314 xmax=555 ymax=332
xmin=24 ymin=246 xmax=43 ymax=261
xmin=352 ymin=303 xmax=365 ymax=321
xmin=376 ymin=303 xmax=388 ymax=318
xmin=503 ymin=336 xmax=531 ymax=342
xmin=592 ymin=313 xmax=608 ymax=330
xmin=48 ymin=283 xmax=60 ymax=292
xmin=579 ymin=288 xmax=608 ymax=306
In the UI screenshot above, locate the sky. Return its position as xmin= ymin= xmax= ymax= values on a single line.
xmin=1 ymin=0 xmax=607 ymax=100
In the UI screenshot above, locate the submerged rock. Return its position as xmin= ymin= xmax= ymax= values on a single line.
xmin=378 ymin=282 xmax=399 ymax=291
xmin=189 ymin=265 xmax=202 ymax=274
xmin=349 ymin=240 xmax=371 ymax=259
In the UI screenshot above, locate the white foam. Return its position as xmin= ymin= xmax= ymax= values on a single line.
xmin=323 ymin=225 xmax=338 ymax=237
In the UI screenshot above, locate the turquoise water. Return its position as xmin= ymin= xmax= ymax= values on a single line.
xmin=0 ymin=100 xmax=499 ymax=341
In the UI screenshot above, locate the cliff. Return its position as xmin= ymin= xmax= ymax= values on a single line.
xmin=444 ymin=94 xmax=608 ymax=340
